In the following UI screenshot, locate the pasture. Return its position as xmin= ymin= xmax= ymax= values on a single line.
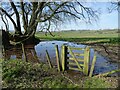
xmin=36 ymin=29 xmax=119 ymax=44
xmin=2 ymin=29 xmax=119 ymax=88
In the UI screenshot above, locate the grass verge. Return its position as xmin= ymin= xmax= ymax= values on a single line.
xmin=2 ymin=59 xmax=118 ymax=88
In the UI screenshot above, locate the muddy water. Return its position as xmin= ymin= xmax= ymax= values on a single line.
xmin=3 ymin=41 xmax=118 ymax=75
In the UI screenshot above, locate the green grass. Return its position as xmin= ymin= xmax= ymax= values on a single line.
xmin=36 ymin=29 xmax=118 ymax=38
xmin=2 ymin=59 xmax=118 ymax=88
xmin=2 ymin=60 xmax=78 ymax=88
xmin=36 ymin=29 xmax=119 ymax=44
xmin=83 ymin=77 xmax=112 ymax=88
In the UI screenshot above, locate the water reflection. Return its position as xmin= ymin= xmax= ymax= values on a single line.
xmin=3 ymin=41 xmax=118 ymax=75
xmin=3 ymin=44 xmax=39 ymax=63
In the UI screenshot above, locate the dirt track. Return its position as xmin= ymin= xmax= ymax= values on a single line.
xmin=90 ymin=44 xmax=119 ymax=63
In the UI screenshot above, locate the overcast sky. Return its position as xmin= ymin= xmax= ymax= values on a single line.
xmin=0 ymin=2 xmax=118 ymax=31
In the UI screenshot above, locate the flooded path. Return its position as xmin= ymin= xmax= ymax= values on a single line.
xmin=3 ymin=41 xmax=118 ymax=75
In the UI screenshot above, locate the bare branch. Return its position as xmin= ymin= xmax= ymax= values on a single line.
xmin=55 ymin=10 xmax=81 ymax=19
xmin=4 ymin=15 xmax=9 ymax=31
xmin=37 ymin=2 xmax=68 ymax=22
xmin=0 ymin=7 xmax=18 ymax=30
xmin=29 ymin=2 xmax=38 ymax=26
xmin=46 ymin=20 xmax=55 ymax=37
xmin=0 ymin=13 xmax=8 ymax=31
xmin=20 ymin=1 xmax=27 ymax=31
xmin=108 ymin=1 xmax=120 ymax=13
xmin=10 ymin=1 xmax=21 ymax=33
xmin=1 ymin=1 xmax=99 ymax=37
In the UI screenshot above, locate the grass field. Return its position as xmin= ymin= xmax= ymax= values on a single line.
xmin=36 ymin=29 xmax=118 ymax=38
xmin=36 ymin=29 xmax=119 ymax=44
xmin=2 ymin=30 xmax=119 ymax=88
xmin=2 ymin=59 xmax=118 ymax=88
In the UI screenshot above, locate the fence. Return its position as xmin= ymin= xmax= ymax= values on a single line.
xmin=46 ymin=45 xmax=97 ymax=77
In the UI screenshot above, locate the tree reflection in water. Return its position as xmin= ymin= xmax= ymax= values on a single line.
xmin=3 ymin=44 xmax=40 ymax=63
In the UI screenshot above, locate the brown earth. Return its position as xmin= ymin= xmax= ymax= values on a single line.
xmin=88 ymin=43 xmax=119 ymax=63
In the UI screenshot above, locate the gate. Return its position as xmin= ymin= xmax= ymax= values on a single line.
xmin=46 ymin=45 xmax=97 ymax=77
xmin=61 ymin=45 xmax=96 ymax=76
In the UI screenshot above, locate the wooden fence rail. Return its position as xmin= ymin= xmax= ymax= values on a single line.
xmin=83 ymin=46 xmax=90 ymax=75
xmin=61 ymin=45 xmax=68 ymax=71
xmin=21 ymin=43 xmax=27 ymax=62
xmin=46 ymin=50 xmax=53 ymax=68
xmin=68 ymin=46 xmax=83 ymax=72
xmin=55 ymin=45 xmax=61 ymax=71
xmin=61 ymin=45 xmax=97 ymax=76
xmin=89 ymin=52 xmax=97 ymax=77
xmin=46 ymin=45 xmax=97 ymax=77
xmin=46 ymin=45 xmax=120 ymax=77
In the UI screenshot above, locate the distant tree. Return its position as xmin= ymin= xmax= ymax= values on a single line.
xmin=108 ymin=1 xmax=120 ymax=33
xmin=108 ymin=1 xmax=120 ymax=13
xmin=0 ymin=0 xmax=98 ymax=44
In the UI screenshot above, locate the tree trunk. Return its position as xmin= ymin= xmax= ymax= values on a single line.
xmin=2 ymin=30 xmax=11 ymax=49
xmin=15 ymin=28 xmax=22 ymax=35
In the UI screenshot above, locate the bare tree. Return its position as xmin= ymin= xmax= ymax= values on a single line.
xmin=0 ymin=0 xmax=98 ymax=44
xmin=108 ymin=1 xmax=120 ymax=13
xmin=0 ymin=12 xmax=9 ymax=32
xmin=108 ymin=1 xmax=120 ymax=33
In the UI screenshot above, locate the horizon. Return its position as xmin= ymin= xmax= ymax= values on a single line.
xmin=1 ymin=28 xmax=117 ymax=33
xmin=0 ymin=28 xmax=118 ymax=32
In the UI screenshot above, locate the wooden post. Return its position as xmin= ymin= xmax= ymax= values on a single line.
xmin=21 ymin=43 xmax=27 ymax=62
xmin=61 ymin=45 xmax=68 ymax=71
xmin=46 ymin=50 xmax=53 ymax=68
xmin=95 ymin=69 xmax=120 ymax=77
xmin=55 ymin=45 xmax=61 ymax=71
xmin=83 ymin=46 xmax=90 ymax=75
xmin=89 ymin=52 xmax=97 ymax=77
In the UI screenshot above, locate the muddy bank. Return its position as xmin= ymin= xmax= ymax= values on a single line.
xmin=89 ymin=44 xmax=119 ymax=63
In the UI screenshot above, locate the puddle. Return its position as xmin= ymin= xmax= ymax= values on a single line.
xmin=3 ymin=40 xmax=118 ymax=75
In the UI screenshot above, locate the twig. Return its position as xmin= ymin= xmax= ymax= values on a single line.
xmin=61 ymin=73 xmax=79 ymax=86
